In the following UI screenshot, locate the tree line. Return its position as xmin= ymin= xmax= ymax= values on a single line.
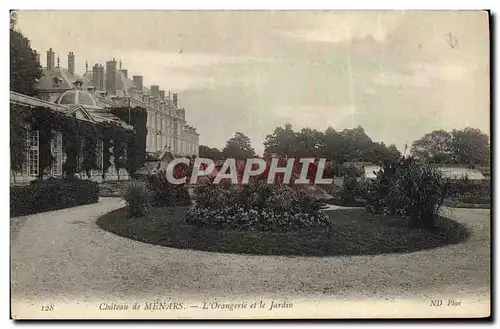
xmin=200 ymin=124 xmax=490 ymax=167
xmin=200 ymin=124 xmax=401 ymax=163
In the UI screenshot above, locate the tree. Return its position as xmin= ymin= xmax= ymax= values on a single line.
xmin=410 ymin=130 xmax=453 ymax=163
xmin=387 ymin=144 xmax=402 ymax=161
xmin=199 ymin=145 xmax=222 ymax=160
xmin=296 ymin=128 xmax=325 ymax=157
xmin=450 ymin=128 xmax=490 ymax=165
xmin=10 ymin=11 xmax=43 ymax=96
xmin=222 ymin=132 xmax=256 ymax=159
xmin=264 ymin=123 xmax=401 ymax=164
xmin=323 ymin=127 xmax=343 ymax=162
xmin=263 ymin=123 xmax=298 ymax=157
xmin=338 ymin=126 xmax=373 ymax=162
xmin=411 ymin=128 xmax=490 ymax=165
xmin=370 ymin=142 xmax=402 ymax=164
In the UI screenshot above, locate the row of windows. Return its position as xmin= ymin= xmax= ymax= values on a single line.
xmin=147 ymin=113 xmax=178 ymax=134
xmin=25 ymin=127 xmax=198 ymax=177
xmin=145 ymin=132 xmax=198 ymax=156
xmin=25 ymin=130 xmax=106 ymax=177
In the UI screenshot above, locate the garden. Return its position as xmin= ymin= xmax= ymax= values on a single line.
xmin=97 ymin=157 xmax=471 ymax=257
xmin=9 ymin=99 xmax=147 ymax=218
xmin=326 ymin=161 xmax=491 ymax=210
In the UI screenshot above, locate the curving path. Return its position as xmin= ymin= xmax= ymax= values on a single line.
xmin=11 ymin=198 xmax=490 ymax=306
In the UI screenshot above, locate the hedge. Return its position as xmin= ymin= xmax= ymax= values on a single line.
xmin=10 ymin=177 xmax=99 ymax=217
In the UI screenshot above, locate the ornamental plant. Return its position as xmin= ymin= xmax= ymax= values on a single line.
xmin=146 ymin=170 xmax=192 ymax=207
xmin=186 ymin=181 xmax=331 ymax=231
xmin=124 ymin=181 xmax=152 ymax=217
xmin=365 ymin=157 xmax=446 ymax=228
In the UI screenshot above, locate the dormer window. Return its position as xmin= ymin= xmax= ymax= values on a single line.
xmin=73 ymin=79 xmax=83 ymax=89
xmin=52 ymin=76 xmax=63 ymax=87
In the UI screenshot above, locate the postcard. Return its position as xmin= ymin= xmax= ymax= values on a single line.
xmin=10 ymin=10 xmax=491 ymax=319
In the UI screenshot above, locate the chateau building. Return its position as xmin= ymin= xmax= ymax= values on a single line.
xmin=37 ymin=48 xmax=199 ymax=157
xmin=10 ymin=48 xmax=199 ymax=183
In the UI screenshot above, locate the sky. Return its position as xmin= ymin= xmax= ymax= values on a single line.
xmin=16 ymin=10 xmax=490 ymax=155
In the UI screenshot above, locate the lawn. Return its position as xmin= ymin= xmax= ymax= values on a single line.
xmin=97 ymin=206 xmax=471 ymax=257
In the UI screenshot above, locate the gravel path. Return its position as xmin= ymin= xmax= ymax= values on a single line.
xmin=11 ymin=198 xmax=490 ymax=306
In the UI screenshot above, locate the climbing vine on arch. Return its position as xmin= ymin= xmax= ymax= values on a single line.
xmin=10 ymin=103 xmax=134 ymax=179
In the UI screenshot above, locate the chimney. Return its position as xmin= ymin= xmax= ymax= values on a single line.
xmin=68 ymin=52 xmax=75 ymax=75
xmin=159 ymin=90 xmax=165 ymax=100
xmin=150 ymin=85 xmax=160 ymax=98
xmin=92 ymin=64 xmax=99 ymax=89
xmin=121 ymin=69 xmax=128 ymax=79
xmin=46 ymin=48 xmax=55 ymax=70
xmin=173 ymin=93 xmax=178 ymax=107
xmin=133 ymin=75 xmax=143 ymax=91
xmin=100 ymin=65 xmax=105 ymax=90
xmin=105 ymin=59 xmax=118 ymax=92
xmin=92 ymin=63 xmax=105 ymax=90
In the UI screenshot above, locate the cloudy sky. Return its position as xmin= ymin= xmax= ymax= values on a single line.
xmin=16 ymin=11 xmax=490 ymax=154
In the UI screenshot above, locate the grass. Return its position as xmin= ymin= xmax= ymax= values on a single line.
xmin=97 ymin=206 xmax=471 ymax=257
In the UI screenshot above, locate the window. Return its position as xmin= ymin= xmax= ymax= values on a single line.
xmin=27 ymin=130 xmax=39 ymax=177
xmin=51 ymin=132 xmax=63 ymax=177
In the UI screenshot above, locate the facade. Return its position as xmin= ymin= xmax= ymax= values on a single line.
xmin=10 ymin=48 xmax=199 ymax=183
xmin=39 ymin=49 xmax=199 ymax=157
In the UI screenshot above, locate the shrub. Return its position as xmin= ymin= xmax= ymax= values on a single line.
xmin=445 ymin=178 xmax=490 ymax=199
xmin=361 ymin=178 xmax=385 ymax=213
xmin=124 ymin=181 xmax=152 ymax=217
xmin=186 ymin=182 xmax=331 ymax=231
xmin=146 ymin=171 xmax=191 ymax=207
xmin=342 ymin=165 xmax=363 ymax=178
xmin=333 ymin=178 xmax=367 ymax=206
xmin=363 ymin=157 xmax=448 ymax=228
xmin=385 ymin=162 xmax=446 ymax=228
xmin=364 ymin=157 xmax=414 ymax=215
xmin=10 ymin=177 xmax=99 ymax=217
xmin=338 ymin=178 xmax=359 ymax=203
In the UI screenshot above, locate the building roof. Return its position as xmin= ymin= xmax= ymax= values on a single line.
xmin=10 ymin=91 xmax=133 ymax=131
xmin=37 ymin=67 xmax=93 ymax=91
xmin=54 ymin=89 xmax=102 ymax=110
xmin=364 ymin=165 xmax=382 ymax=179
xmin=10 ymin=91 xmax=68 ymax=113
xmin=437 ymin=167 xmax=486 ymax=180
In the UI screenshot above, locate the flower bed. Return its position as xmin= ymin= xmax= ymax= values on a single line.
xmin=146 ymin=172 xmax=192 ymax=207
xmin=185 ymin=181 xmax=331 ymax=231
xmin=97 ymin=207 xmax=470 ymax=256
xmin=10 ymin=177 xmax=99 ymax=217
